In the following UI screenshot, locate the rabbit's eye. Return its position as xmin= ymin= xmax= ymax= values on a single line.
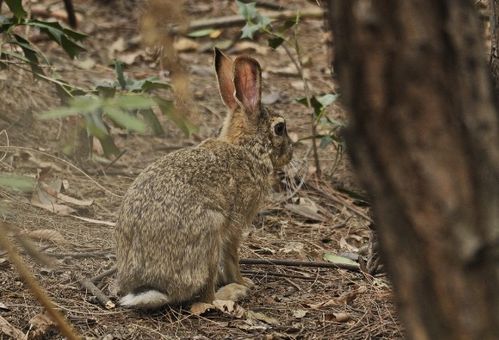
xmin=274 ymin=122 xmax=286 ymax=136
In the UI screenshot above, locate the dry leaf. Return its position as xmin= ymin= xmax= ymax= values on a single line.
xmin=245 ymin=310 xmax=279 ymax=325
xmin=232 ymin=41 xmax=268 ymax=55
xmin=190 ymin=302 xmax=214 ymax=315
xmin=292 ymin=309 xmax=308 ymax=318
xmin=57 ymin=193 xmax=93 ymax=207
xmin=332 ymin=312 xmax=351 ymax=322
xmin=212 ymin=299 xmax=245 ymax=318
xmin=75 ymin=58 xmax=96 ymax=70
xmin=174 ymin=37 xmax=199 ymax=52
xmin=26 ymin=229 xmax=66 ymax=244
xmin=31 ymin=200 xmax=76 ymax=216
xmin=29 ymin=313 xmax=56 ymax=340
xmin=307 ymin=299 xmax=339 ymax=309
xmin=285 ymin=197 xmax=325 ymax=222
xmin=0 ymin=315 xmax=24 ymax=339
xmin=0 ymin=302 xmax=9 ymax=311
xmin=108 ymin=37 xmax=126 ymax=57
xmin=262 ymin=91 xmax=281 ymax=105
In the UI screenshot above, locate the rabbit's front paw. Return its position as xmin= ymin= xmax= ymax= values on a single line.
xmin=241 ymin=277 xmax=255 ymax=289
xmin=215 ymin=283 xmax=248 ymax=301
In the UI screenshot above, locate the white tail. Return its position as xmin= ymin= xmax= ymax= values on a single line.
xmin=119 ymin=290 xmax=170 ymax=309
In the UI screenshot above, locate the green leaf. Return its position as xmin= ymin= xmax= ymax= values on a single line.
xmin=236 ymin=1 xmax=257 ymax=20
xmin=85 ymin=114 xmax=120 ymax=157
xmin=241 ymin=23 xmax=260 ymax=39
xmin=0 ymin=174 xmax=34 ymax=191
xmin=140 ymin=79 xmax=171 ymax=92
xmin=323 ymin=253 xmax=358 ymax=267
xmin=5 ymin=0 xmax=27 ymax=19
xmin=268 ymin=36 xmax=284 ymax=49
xmin=12 ymin=34 xmax=44 ymax=76
xmin=114 ymin=60 xmax=126 ymax=90
xmin=103 ymin=106 xmax=146 ymax=133
xmin=140 ymin=108 xmax=164 ymax=136
xmin=255 ymin=13 xmax=271 ymax=29
xmin=188 ymin=28 xmax=216 ymax=38
xmin=316 ymin=94 xmax=338 ymax=108
xmin=154 ymin=96 xmax=196 ymax=136
xmin=38 ymin=106 xmax=80 ymax=119
xmin=71 ymin=96 xmax=102 ymax=112
xmin=112 ymin=95 xmax=155 ymax=110
xmin=319 ymin=135 xmax=333 ymax=148
xmin=26 ymin=20 xmax=86 ymax=58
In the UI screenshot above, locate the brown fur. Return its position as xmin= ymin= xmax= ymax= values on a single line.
xmin=115 ymin=49 xmax=293 ymax=308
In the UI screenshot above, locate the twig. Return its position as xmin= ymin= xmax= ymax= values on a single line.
xmin=279 ymin=20 xmax=321 ymax=177
xmin=170 ymin=7 xmax=324 ymax=34
xmin=103 ymin=149 xmax=127 ymax=172
xmin=90 ymin=266 xmax=117 ymax=283
xmin=240 ymin=258 xmax=359 ymax=271
xmin=239 ymin=0 xmax=287 ymax=10
xmin=240 ymin=269 xmax=315 ymax=281
xmin=79 ymin=278 xmax=115 ymax=309
xmin=46 ymin=251 xmax=114 ymax=259
xmin=0 ymin=223 xmax=80 ymax=339
xmin=311 ymin=183 xmax=373 ymax=223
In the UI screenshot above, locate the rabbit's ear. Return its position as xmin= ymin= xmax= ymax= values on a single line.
xmin=214 ymin=48 xmax=238 ymax=111
xmin=233 ymin=56 xmax=262 ymax=115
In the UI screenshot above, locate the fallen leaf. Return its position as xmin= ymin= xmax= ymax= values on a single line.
xmin=0 ymin=315 xmax=24 ymax=339
xmin=174 ymin=37 xmax=199 ymax=52
xmin=57 ymin=193 xmax=93 ymax=207
xmin=108 ymin=37 xmax=126 ymax=57
xmin=323 ymin=253 xmax=358 ymax=267
xmin=291 ymin=80 xmax=305 ymax=90
xmin=0 ymin=302 xmax=9 ymax=311
xmin=307 ymin=299 xmax=339 ymax=309
xmin=280 ymin=241 xmax=305 ymax=257
xmin=29 ymin=313 xmax=56 ymax=340
xmin=232 ymin=41 xmax=268 ymax=55
xmin=190 ymin=302 xmax=214 ymax=316
xmin=284 ymin=197 xmax=325 ymax=222
xmin=26 ymin=229 xmax=67 ymax=244
xmin=121 ymin=50 xmax=144 ymax=65
xmin=292 ymin=309 xmax=307 ymax=318
xmin=31 ymin=200 xmax=76 ymax=216
xmin=212 ymin=299 xmax=246 ymax=318
xmin=74 ymin=58 xmax=96 ymax=70
xmin=332 ymin=312 xmax=351 ymax=322
xmin=245 ymin=310 xmax=279 ymax=325
xmin=268 ymin=63 xmax=299 ymax=76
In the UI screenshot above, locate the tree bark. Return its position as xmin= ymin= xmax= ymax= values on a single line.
xmin=327 ymin=1 xmax=499 ymax=339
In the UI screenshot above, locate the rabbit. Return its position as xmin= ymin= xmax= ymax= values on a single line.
xmin=115 ymin=48 xmax=293 ymax=309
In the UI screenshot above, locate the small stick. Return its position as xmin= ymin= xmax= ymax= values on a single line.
xmin=240 ymin=269 xmax=315 ymax=281
xmin=240 ymin=258 xmax=359 ymax=271
xmin=91 ymin=266 xmax=117 ymax=283
xmin=46 ymin=251 xmax=114 ymax=259
xmin=79 ymin=278 xmax=115 ymax=309
xmin=171 ymin=7 xmax=324 ymax=35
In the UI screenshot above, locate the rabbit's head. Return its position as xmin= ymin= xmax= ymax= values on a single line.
xmin=214 ymin=49 xmax=293 ymax=169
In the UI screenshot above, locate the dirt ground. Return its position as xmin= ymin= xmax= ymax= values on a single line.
xmin=0 ymin=0 xmax=402 ymax=339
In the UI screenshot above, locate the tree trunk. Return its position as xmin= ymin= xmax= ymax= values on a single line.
xmin=327 ymin=1 xmax=499 ymax=339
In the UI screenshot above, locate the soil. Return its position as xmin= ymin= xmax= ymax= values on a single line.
xmin=0 ymin=0 xmax=402 ymax=339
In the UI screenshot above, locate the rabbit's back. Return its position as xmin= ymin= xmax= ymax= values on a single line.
xmin=115 ymin=139 xmax=272 ymax=303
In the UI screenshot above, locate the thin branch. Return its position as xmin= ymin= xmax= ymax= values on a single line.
xmin=240 ymin=257 xmax=359 ymax=271
xmin=170 ymin=7 xmax=324 ymax=34
xmin=79 ymin=278 xmax=115 ymax=309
